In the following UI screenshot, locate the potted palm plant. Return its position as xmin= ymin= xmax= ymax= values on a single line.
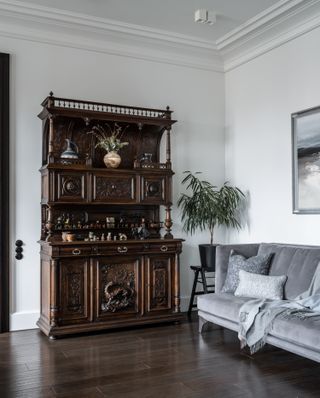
xmin=178 ymin=171 xmax=244 ymax=269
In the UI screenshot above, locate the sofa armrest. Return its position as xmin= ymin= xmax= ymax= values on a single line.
xmin=215 ymin=244 xmax=260 ymax=293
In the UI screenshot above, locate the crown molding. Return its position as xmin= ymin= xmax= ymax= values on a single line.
xmin=0 ymin=0 xmax=223 ymax=72
xmin=1 ymin=0 xmax=320 ymax=74
xmin=217 ymin=0 xmax=320 ymax=71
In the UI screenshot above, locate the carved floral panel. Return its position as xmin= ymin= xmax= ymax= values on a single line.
xmin=94 ymin=176 xmax=134 ymax=201
xmin=59 ymin=259 xmax=89 ymax=323
xmin=148 ymin=258 xmax=171 ymax=311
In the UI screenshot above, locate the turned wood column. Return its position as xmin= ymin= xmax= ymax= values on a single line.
xmin=45 ymin=206 xmax=53 ymax=242
xmin=165 ymin=125 xmax=172 ymax=169
xmin=50 ymin=259 xmax=59 ymax=329
xmin=164 ymin=206 xmax=173 ymax=239
xmin=174 ymin=251 xmax=181 ymax=313
xmin=48 ymin=115 xmax=55 ymax=164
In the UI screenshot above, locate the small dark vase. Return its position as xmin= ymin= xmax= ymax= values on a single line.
xmin=199 ymin=244 xmax=218 ymax=270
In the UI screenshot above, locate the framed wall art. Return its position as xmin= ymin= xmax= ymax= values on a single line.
xmin=292 ymin=105 xmax=320 ymax=214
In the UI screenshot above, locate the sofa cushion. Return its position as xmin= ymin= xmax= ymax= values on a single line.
xmin=221 ymin=250 xmax=272 ymax=294
xmin=258 ymin=243 xmax=320 ymax=299
xmin=234 ymin=270 xmax=287 ymax=300
xmin=271 ymin=315 xmax=320 ymax=353
xmin=197 ymin=293 xmax=252 ymax=323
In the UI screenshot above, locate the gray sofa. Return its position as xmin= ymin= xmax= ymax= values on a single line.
xmin=198 ymin=243 xmax=320 ymax=362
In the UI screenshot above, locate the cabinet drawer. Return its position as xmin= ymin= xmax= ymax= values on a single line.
xmin=58 ymin=246 xmax=92 ymax=257
xmin=143 ymin=243 xmax=178 ymax=254
xmin=92 ymin=174 xmax=136 ymax=203
xmin=92 ymin=244 xmax=145 ymax=256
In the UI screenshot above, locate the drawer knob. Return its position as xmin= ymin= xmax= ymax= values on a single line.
xmin=72 ymin=248 xmax=81 ymax=255
xmin=117 ymin=246 xmax=128 ymax=253
xmin=160 ymin=245 xmax=168 ymax=252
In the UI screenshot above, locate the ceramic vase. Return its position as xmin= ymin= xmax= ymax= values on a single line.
xmin=104 ymin=151 xmax=121 ymax=168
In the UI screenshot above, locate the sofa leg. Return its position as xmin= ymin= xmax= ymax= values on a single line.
xmin=199 ymin=316 xmax=210 ymax=333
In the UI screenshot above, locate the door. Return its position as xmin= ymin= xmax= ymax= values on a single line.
xmin=145 ymin=255 xmax=173 ymax=314
xmin=94 ymin=256 xmax=142 ymax=321
xmin=0 ymin=53 xmax=9 ymax=333
xmin=58 ymin=257 xmax=91 ymax=325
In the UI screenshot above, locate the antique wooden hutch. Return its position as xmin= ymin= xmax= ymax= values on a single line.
xmin=37 ymin=93 xmax=183 ymax=338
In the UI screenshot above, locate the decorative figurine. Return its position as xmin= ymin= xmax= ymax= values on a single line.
xmin=140 ymin=152 xmax=152 ymax=165
xmin=119 ymin=233 xmax=127 ymax=241
xmin=107 ymin=232 xmax=112 ymax=241
xmin=64 ymin=217 xmax=71 ymax=229
xmin=131 ymin=226 xmax=140 ymax=240
xmin=138 ymin=218 xmax=150 ymax=239
xmin=106 ymin=217 xmax=115 ymax=228
xmin=56 ymin=217 xmax=63 ymax=230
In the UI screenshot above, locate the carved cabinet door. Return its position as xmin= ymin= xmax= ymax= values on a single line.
xmin=94 ymin=256 xmax=142 ymax=321
xmin=145 ymin=255 xmax=173 ymax=314
xmin=140 ymin=175 xmax=166 ymax=204
xmin=92 ymin=174 xmax=136 ymax=204
xmin=58 ymin=258 xmax=91 ymax=325
xmin=55 ymin=172 xmax=87 ymax=203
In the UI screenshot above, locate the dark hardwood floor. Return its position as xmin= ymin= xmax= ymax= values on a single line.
xmin=0 ymin=315 xmax=320 ymax=398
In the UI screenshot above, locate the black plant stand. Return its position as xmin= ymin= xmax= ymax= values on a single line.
xmin=187 ymin=265 xmax=215 ymax=317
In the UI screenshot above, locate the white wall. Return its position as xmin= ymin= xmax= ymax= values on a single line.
xmin=225 ymin=26 xmax=320 ymax=245
xmin=1 ymin=35 xmax=225 ymax=330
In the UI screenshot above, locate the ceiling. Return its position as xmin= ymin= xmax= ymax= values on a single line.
xmin=21 ymin=0 xmax=280 ymax=42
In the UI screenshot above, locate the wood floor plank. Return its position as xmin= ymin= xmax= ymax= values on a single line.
xmin=0 ymin=315 xmax=320 ymax=397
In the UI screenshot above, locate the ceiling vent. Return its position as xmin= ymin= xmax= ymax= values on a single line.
xmin=194 ymin=9 xmax=216 ymax=25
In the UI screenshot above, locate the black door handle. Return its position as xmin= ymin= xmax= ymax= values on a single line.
xmin=15 ymin=240 xmax=23 ymax=260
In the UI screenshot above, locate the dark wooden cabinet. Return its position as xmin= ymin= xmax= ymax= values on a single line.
xmin=37 ymin=94 xmax=183 ymax=338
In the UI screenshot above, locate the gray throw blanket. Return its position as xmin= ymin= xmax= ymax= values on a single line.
xmin=238 ymin=263 xmax=320 ymax=354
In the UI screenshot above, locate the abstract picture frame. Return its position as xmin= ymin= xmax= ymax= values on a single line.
xmin=292 ymin=105 xmax=320 ymax=214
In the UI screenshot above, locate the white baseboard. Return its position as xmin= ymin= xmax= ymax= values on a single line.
xmin=10 ymin=311 xmax=40 ymax=331
xmin=9 ymin=299 xmax=191 ymax=331
xmin=180 ymin=295 xmax=190 ymax=312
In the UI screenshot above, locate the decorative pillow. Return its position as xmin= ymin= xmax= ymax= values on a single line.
xmin=234 ymin=270 xmax=287 ymax=300
xmin=221 ymin=250 xmax=273 ymax=294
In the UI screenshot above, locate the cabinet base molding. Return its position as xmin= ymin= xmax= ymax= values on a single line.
xmin=37 ymin=312 xmax=184 ymax=338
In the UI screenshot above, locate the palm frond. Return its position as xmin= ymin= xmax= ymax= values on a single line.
xmin=178 ymin=171 xmax=245 ymax=244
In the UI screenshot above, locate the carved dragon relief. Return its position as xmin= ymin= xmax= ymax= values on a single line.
xmin=100 ymin=264 xmax=136 ymax=313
